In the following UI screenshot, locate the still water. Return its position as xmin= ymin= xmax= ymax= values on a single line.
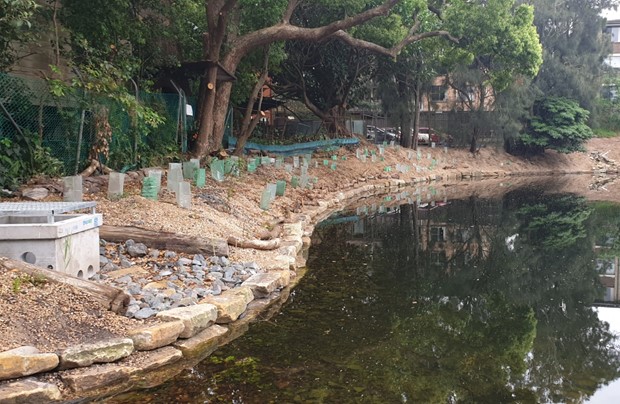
xmin=111 ymin=186 xmax=620 ymax=403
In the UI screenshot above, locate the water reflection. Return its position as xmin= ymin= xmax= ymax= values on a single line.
xmin=111 ymin=188 xmax=620 ymax=403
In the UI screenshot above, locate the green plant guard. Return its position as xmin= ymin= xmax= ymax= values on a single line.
xmin=291 ymin=176 xmax=300 ymax=188
xmin=259 ymin=186 xmax=272 ymax=210
xmin=276 ymin=180 xmax=286 ymax=196
xmin=141 ymin=176 xmax=159 ymax=200
xmin=195 ymin=168 xmax=206 ymax=188
xmin=211 ymin=160 xmax=225 ymax=182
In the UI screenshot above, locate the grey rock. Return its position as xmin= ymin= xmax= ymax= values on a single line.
xmin=208 ymin=272 xmax=223 ymax=280
xmin=164 ymin=251 xmax=177 ymax=259
xmin=126 ymin=305 xmax=140 ymax=318
xmin=170 ymin=293 xmax=183 ymax=302
xmin=116 ymin=275 xmax=132 ymax=284
xmin=120 ymin=258 xmax=133 ymax=268
xmin=193 ymin=254 xmax=206 ymax=265
xmin=125 ymin=239 xmax=135 ymax=247
xmin=167 ymin=281 xmax=179 ymax=290
xmin=211 ymin=282 xmax=222 ymax=296
xmin=233 ymin=264 xmax=244 ymax=272
xmin=102 ymin=262 xmax=119 ymax=272
xmin=99 ymin=255 xmax=109 ymax=265
xmin=178 ymin=257 xmax=192 ymax=266
xmin=149 ymin=249 xmax=160 ymax=258
xmin=22 ymin=187 xmax=49 ymax=201
xmin=210 ymin=264 xmax=223 ymax=273
xmin=209 ymin=256 xmax=220 ymax=265
xmin=127 ymin=243 xmax=148 ymax=257
xmin=139 ymin=302 xmax=149 ymax=309
xmin=195 ymin=288 xmax=209 ymax=298
xmin=134 ymin=307 xmax=158 ymax=320
xmin=220 ymin=256 xmax=230 ymax=266
xmin=244 ymin=262 xmax=261 ymax=271
xmin=194 ymin=270 xmax=205 ymax=278
xmin=127 ymin=283 xmax=142 ymax=295
xmin=191 ymin=264 xmax=203 ymax=271
xmin=169 ymin=275 xmax=179 ymax=281
xmin=152 ymin=301 xmax=169 ymax=312
xmin=99 ymin=247 xmax=107 ymax=255
xmin=224 ymin=268 xmax=235 ymax=279
xmin=159 ymin=270 xmax=173 ymax=277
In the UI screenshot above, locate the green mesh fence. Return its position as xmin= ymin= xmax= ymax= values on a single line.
xmin=0 ymin=73 xmax=192 ymax=174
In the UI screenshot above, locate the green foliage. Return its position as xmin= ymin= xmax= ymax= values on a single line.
xmin=0 ymin=0 xmax=39 ymax=70
xmin=445 ymin=0 xmax=542 ymax=91
xmin=526 ymin=0 xmax=615 ymax=119
xmin=516 ymin=195 xmax=592 ymax=250
xmin=518 ymin=97 xmax=594 ymax=154
xmin=0 ymin=131 xmax=63 ymax=190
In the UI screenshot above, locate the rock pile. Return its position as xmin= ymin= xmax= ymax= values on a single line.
xmin=96 ymin=239 xmax=265 ymax=320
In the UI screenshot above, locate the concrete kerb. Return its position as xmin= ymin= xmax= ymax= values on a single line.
xmin=0 ymin=168 xmax=596 ymax=402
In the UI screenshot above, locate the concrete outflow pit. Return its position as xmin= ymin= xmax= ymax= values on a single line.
xmin=0 ymin=202 xmax=102 ymax=279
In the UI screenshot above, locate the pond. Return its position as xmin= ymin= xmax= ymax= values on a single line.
xmin=107 ymin=185 xmax=620 ymax=403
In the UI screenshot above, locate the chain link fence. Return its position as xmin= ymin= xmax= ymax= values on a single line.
xmin=0 ymin=73 xmax=191 ymax=175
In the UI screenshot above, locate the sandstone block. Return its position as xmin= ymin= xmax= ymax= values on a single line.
xmin=128 ymin=346 xmax=183 ymax=373
xmin=241 ymin=271 xmax=290 ymax=298
xmin=201 ymin=286 xmax=254 ymax=323
xmin=156 ymin=304 xmax=218 ymax=338
xmin=282 ymin=222 xmax=303 ymax=237
xmin=0 ymin=346 xmax=59 ymax=381
xmin=60 ymin=364 xmax=132 ymax=393
xmin=0 ymin=379 xmax=61 ymax=403
xmin=173 ymin=324 xmax=228 ymax=356
xmin=128 ymin=320 xmax=185 ymax=351
xmin=59 ymin=338 xmax=134 ymax=369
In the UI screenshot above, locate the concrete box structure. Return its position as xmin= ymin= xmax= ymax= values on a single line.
xmin=0 ymin=203 xmax=102 ymax=279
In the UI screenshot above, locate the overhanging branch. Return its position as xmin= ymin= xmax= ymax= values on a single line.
xmin=332 ymin=29 xmax=459 ymax=59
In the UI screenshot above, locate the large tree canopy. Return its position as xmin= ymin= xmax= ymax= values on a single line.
xmin=196 ymin=0 xmax=541 ymax=158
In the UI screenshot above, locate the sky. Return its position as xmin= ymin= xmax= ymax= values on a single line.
xmin=603 ymin=8 xmax=620 ymax=21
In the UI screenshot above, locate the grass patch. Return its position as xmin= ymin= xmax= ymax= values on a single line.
xmin=593 ymin=128 xmax=620 ymax=138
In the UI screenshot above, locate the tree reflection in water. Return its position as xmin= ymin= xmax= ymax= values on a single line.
xmin=111 ymin=189 xmax=620 ymax=403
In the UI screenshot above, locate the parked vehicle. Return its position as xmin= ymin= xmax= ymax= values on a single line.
xmin=375 ymin=127 xmax=399 ymax=143
xmin=417 ymin=127 xmax=440 ymax=145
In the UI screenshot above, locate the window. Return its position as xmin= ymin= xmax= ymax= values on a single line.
xmin=430 ymin=85 xmax=447 ymax=102
xmin=430 ymin=226 xmax=446 ymax=242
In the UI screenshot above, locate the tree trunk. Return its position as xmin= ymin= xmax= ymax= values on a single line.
xmin=234 ymin=50 xmax=270 ymax=156
xmin=100 ymin=225 xmax=229 ymax=256
xmin=413 ymin=78 xmax=422 ymax=150
xmin=194 ymin=65 xmax=219 ymax=157
xmin=227 ymin=236 xmax=281 ymax=250
xmin=210 ymin=81 xmax=234 ymax=153
xmin=323 ymin=104 xmax=349 ymax=137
